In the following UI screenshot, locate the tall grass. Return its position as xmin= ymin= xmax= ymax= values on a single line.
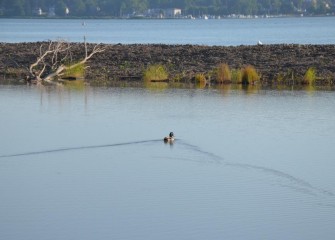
xmin=241 ymin=65 xmax=259 ymax=85
xmin=231 ymin=69 xmax=242 ymax=84
xmin=216 ymin=63 xmax=231 ymax=83
xmin=303 ymin=67 xmax=316 ymax=85
xmin=195 ymin=73 xmax=207 ymax=88
xmin=195 ymin=73 xmax=206 ymax=83
xmin=64 ymin=62 xmax=85 ymax=78
xmin=143 ymin=64 xmax=168 ymax=82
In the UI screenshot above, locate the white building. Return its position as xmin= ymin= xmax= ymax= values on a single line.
xmin=165 ymin=8 xmax=182 ymax=18
xmin=32 ymin=8 xmax=43 ymax=16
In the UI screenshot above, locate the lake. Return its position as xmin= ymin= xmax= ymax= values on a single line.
xmin=1 ymin=17 xmax=335 ymax=45
xmin=0 ymin=85 xmax=335 ymax=240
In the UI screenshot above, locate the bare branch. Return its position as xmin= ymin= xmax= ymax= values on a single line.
xmin=38 ymin=63 xmax=47 ymax=78
xmin=84 ymin=36 xmax=88 ymax=59
xmin=27 ymin=38 xmax=105 ymax=85
xmin=60 ymin=42 xmax=71 ymax=64
xmin=43 ymin=65 xmax=66 ymax=82
xmin=85 ymin=44 xmax=106 ymax=62
xmin=61 ymin=44 xmax=105 ymax=73
xmin=29 ymin=41 xmax=54 ymax=74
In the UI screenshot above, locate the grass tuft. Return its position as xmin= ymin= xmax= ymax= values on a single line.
xmin=195 ymin=73 xmax=206 ymax=83
xmin=303 ymin=67 xmax=316 ymax=85
xmin=64 ymin=63 xmax=85 ymax=79
xmin=241 ymin=65 xmax=259 ymax=85
xmin=217 ymin=63 xmax=231 ymax=83
xmin=231 ymin=69 xmax=242 ymax=84
xmin=143 ymin=64 xmax=168 ymax=82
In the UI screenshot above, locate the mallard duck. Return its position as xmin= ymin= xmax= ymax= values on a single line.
xmin=164 ymin=132 xmax=175 ymax=142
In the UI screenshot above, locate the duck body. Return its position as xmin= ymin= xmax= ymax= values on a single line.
xmin=164 ymin=132 xmax=175 ymax=142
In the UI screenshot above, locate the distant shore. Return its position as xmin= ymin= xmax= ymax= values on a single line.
xmin=1 ymin=42 xmax=334 ymax=86
xmin=0 ymin=13 xmax=334 ymax=20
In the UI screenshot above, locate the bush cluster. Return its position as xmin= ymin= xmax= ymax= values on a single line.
xmin=143 ymin=64 xmax=168 ymax=82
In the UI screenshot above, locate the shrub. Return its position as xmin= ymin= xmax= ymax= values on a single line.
xmin=143 ymin=64 xmax=168 ymax=82
xmin=195 ymin=73 xmax=206 ymax=83
xmin=303 ymin=67 xmax=316 ymax=85
xmin=241 ymin=65 xmax=259 ymax=85
xmin=217 ymin=63 xmax=231 ymax=83
xmin=231 ymin=69 xmax=242 ymax=84
xmin=195 ymin=73 xmax=207 ymax=88
xmin=64 ymin=62 xmax=85 ymax=79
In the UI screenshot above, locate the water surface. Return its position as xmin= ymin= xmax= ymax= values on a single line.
xmin=1 ymin=17 xmax=335 ymax=45
xmin=0 ymin=86 xmax=335 ymax=240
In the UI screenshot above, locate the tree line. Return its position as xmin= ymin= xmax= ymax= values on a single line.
xmin=1 ymin=0 xmax=334 ymax=17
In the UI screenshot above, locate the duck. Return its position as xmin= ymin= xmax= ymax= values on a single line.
xmin=164 ymin=132 xmax=175 ymax=143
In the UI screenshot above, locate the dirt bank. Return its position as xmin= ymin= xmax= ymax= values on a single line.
xmin=1 ymin=42 xmax=334 ymax=85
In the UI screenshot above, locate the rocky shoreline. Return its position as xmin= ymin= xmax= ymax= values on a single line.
xmin=1 ymin=42 xmax=334 ymax=86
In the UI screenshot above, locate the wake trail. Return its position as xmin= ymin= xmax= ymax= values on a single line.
xmin=0 ymin=139 xmax=161 ymax=158
xmin=1 ymin=138 xmax=334 ymax=199
xmin=178 ymin=140 xmax=334 ymax=198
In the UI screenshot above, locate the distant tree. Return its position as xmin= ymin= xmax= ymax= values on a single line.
xmin=240 ymin=0 xmax=258 ymax=15
xmin=229 ymin=0 xmax=258 ymax=15
xmin=272 ymin=0 xmax=282 ymax=14
xmin=55 ymin=0 xmax=67 ymax=16
xmin=120 ymin=1 xmax=127 ymax=16
xmin=3 ymin=0 xmax=26 ymax=16
xmin=1 ymin=0 xmax=334 ymax=17
xmin=280 ymin=0 xmax=295 ymax=14
xmin=23 ymin=0 xmax=32 ymax=16
xmin=295 ymin=0 xmax=304 ymax=10
xmin=84 ymin=0 xmax=99 ymax=16
xmin=257 ymin=0 xmax=271 ymax=14
xmin=68 ymin=0 xmax=86 ymax=15
xmin=99 ymin=0 xmax=124 ymax=16
xmin=129 ymin=0 xmax=149 ymax=14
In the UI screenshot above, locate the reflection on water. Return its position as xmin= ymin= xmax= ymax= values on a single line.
xmin=0 ymin=85 xmax=335 ymax=240
xmin=62 ymin=80 xmax=86 ymax=90
xmin=144 ymin=81 xmax=169 ymax=90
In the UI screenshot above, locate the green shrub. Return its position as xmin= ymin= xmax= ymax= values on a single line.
xmin=195 ymin=73 xmax=206 ymax=83
xmin=241 ymin=65 xmax=259 ymax=84
xmin=143 ymin=64 xmax=168 ymax=81
xmin=231 ymin=69 xmax=242 ymax=84
xmin=217 ymin=63 xmax=231 ymax=83
xmin=194 ymin=73 xmax=207 ymax=88
xmin=64 ymin=62 xmax=85 ymax=78
xmin=303 ymin=67 xmax=316 ymax=85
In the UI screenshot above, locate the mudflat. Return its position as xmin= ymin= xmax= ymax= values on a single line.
xmin=1 ymin=42 xmax=334 ymax=85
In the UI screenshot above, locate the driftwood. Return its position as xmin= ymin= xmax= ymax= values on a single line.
xmin=27 ymin=38 xmax=105 ymax=85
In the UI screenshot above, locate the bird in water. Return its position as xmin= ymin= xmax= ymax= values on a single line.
xmin=164 ymin=132 xmax=175 ymax=143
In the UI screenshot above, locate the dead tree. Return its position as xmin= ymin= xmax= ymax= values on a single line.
xmin=27 ymin=38 xmax=105 ymax=85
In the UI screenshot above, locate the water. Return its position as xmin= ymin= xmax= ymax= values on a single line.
xmin=1 ymin=17 xmax=335 ymax=45
xmin=0 ymin=85 xmax=335 ymax=240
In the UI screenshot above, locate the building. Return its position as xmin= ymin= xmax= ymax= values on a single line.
xmin=32 ymin=8 xmax=43 ymax=16
xmin=165 ymin=8 xmax=182 ymax=18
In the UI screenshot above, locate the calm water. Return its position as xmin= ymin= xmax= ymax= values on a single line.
xmin=0 ymin=85 xmax=335 ymax=240
xmin=1 ymin=17 xmax=335 ymax=45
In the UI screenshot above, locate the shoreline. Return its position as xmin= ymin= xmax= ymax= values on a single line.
xmin=1 ymin=14 xmax=334 ymax=20
xmin=1 ymin=42 xmax=334 ymax=86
